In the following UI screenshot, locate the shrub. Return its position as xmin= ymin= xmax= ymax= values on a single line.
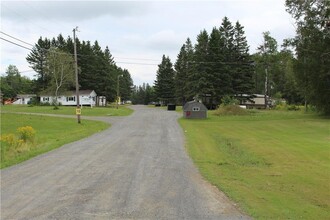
xmin=17 ymin=126 xmax=36 ymax=142
xmin=221 ymin=95 xmax=240 ymax=107
xmin=0 ymin=134 xmax=17 ymax=146
xmin=287 ymin=105 xmax=300 ymax=111
xmin=214 ymin=105 xmax=249 ymax=116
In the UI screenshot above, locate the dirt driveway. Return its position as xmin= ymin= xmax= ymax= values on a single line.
xmin=1 ymin=105 xmax=250 ymax=219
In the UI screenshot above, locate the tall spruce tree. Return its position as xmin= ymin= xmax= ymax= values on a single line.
xmin=219 ymin=17 xmax=235 ymax=96
xmin=188 ymin=30 xmax=210 ymax=99
xmin=26 ymin=37 xmax=51 ymax=92
xmin=207 ymin=27 xmax=224 ymax=104
xmin=174 ymin=44 xmax=189 ymax=105
xmin=154 ymin=55 xmax=175 ymax=104
xmin=232 ymin=21 xmax=254 ymax=96
xmin=119 ymin=68 xmax=133 ymax=102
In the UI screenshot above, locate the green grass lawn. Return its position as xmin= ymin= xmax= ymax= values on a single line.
xmin=179 ymin=110 xmax=330 ymax=219
xmin=1 ymin=104 xmax=133 ymax=116
xmin=1 ymin=113 xmax=110 ymax=168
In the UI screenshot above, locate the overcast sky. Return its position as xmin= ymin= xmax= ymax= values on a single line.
xmin=1 ymin=0 xmax=296 ymax=86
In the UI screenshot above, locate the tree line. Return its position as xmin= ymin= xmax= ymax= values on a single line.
xmin=1 ymin=34 xmax=134 ymax=103
xmin=152 ymin=1 xmax=329 ymax=114
xmin=154 ymin=17 xmax=254 ymax=108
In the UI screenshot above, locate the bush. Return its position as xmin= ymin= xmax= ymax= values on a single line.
xmin=0 ymin=134 xmax=17 ymax=146
xmin=275 ymin=103 xmax=301 ymax=111
xmin=287 ymin=105 xmax=300 ymax=111
xmin=214 ymin=105 xmax=249 ymax=116
xmin=40 ymin=102 xmax=51 ymax=106
xmin=221 ymin=95 xmax=240 ymax=107
xmin=17 ymin=126 xmax=36 ymax=142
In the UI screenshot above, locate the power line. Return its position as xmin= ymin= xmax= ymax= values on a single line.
xmin=0 ymin=37 xmax=32 ymax=50
xmin=114 ymin=57 xmax=160 ymax=62
xmin=116 ymin=61 xmax=158 ymax=66
xmin=2 ymin=4 xmax=56 ymax=35
xmin=0 ymin=31 xmax=34 ymax=47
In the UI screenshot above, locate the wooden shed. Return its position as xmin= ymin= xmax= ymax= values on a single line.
xmin=183 ymin=101 xmax=207 ymax=119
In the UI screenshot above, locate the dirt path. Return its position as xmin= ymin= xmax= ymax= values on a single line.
xmin=1 ymin=105 xmax=250 ymax=219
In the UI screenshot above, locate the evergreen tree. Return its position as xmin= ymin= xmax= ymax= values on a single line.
xmin=174 ymin=44 xmax=188 ymax=105
xmin=207 ymin=27 xmax=225 ymax=104
xmin=154 ymin=55 xmax=175 ymax=104
xmin=26 ymin=37 xmax=51 ymax=92
xmin=232 ymin=21 xmax=254 ymax=96
xmin=187 ymin=30 xmax=210 ymax=99
xmin=219 ymin=17 xmax=235 ymax=96
xmin=119 ymin=69 xmax=133 ymax=102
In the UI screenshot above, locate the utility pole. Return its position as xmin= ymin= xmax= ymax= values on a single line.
xmin=264 ymin=67 xmax=268 ymax=109
xmin=73 ymin=26 xmax=81 ymax=123
xmin=263 ymin=41 xmax=269 ymax=109
xmin=304 ymin=56 xmax=307 ymax=113
xmin=116 ymin=74 xmax=122 ymax=109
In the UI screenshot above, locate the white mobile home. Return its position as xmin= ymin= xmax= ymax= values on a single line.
xmin=237 ymin=94 xmax=274 ymax=109
xmin=40 ymin=90 xmax=97 ymax=106
xmin=13 ymin=94 xmax=37 ymax=105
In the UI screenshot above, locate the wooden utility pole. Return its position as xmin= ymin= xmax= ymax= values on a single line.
xmin=116 ymin=74 xmax=121 ymax=109
xmin=73 ymin=27 xmax=81 ymax=123
xmin=263 ymin=41 xmax=269 ymax=109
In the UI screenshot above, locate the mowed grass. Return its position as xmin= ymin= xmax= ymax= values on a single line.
xmin=179 ymin=110 xmax=330 ymax=219
xmin=1 ymin=113 xmax=110 ymax=168
xmin=1 ymin=104 xmax=133 ymax=116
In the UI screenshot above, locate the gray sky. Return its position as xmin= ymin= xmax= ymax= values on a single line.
xmin=1 ymin=0 xmax=296 ymax=86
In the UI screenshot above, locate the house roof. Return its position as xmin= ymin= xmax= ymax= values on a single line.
xmin=40 ymin=90 xmax=96 ymax=96
xmin=17 ymin=94 xmax=37 ymax=98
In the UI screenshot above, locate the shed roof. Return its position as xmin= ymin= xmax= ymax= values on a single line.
xmin=183 ymin=101 xmax=208 ymax=111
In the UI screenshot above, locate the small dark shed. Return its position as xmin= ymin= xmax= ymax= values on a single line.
xmin=183 ymin=101 xmax=207 ymax=119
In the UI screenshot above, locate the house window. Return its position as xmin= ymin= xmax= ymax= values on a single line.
xmin=67 ymin=96 xmax=75 ymax=102
xmin=43 ymin=97 xmax=49 ymax=102
xmin=192 ymin=107 xmax=200 ymax=111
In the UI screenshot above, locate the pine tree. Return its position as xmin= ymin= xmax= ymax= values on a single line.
xmin=207 ymin=27 xmax=224 ymax=105
xmin=232 ymin=21 xmax=254 ymax=96
xmin=154 ymin=55 xmax=175 ymax=105
xmin=26 ymin=37 xmax=51 ymax=92
xmin=188 ymin=30 xmax=210 ymax=99
xmin=219 ymin=17 xmax=235 ymax=96
xmin=174 ymin=44 xmax=189 ymax=105
xmin=119 ymin=69 xmax=133 ymax=102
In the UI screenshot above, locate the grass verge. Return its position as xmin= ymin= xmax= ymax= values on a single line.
xmin=1 ymin=105 xmax=133 ymax=116
xmin=1 ymin=113 xmax=109 ymax=168
xmin=179 ymin=110 xmax=330 ymax=219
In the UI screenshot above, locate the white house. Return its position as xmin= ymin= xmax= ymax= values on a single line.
xmin=40 ymin=90 xmax=97 ymax=106
xmin=13 ymin=94 xmax=37 ymax=105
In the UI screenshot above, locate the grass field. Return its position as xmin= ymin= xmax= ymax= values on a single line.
xmin=1 ymin=104 xmax=133 ymax=116
xmin=179 ymin=110 xmax=330 ymax=219
xmin=1 ymin=113 xmax=110 ymax=168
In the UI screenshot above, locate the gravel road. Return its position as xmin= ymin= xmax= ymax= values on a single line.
xmin=1 ymin=105 xmax=250 ymax=220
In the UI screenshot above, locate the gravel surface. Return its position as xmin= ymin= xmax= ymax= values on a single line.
xmin=1 ymin=105 xmax=250 ymax=220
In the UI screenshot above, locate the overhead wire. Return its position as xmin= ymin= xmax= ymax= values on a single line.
xmin=0 ymin=31 xmax=34 ymax=47
xmin=0 ymin=37 xmax=32 ymax=51
xmin=1 ymin=4 xmax=56 ymax=35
